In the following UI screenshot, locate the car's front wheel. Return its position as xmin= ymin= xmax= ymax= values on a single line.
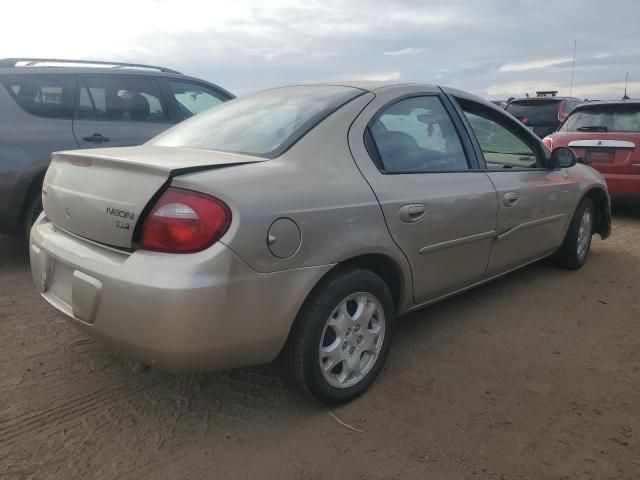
xmin=554 ymin=197 xmax=594 ymax=269
xmin=285 ymin=268 xmax=394 ymax=404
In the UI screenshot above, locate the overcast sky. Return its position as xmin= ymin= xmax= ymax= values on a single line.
xmin=3 ymin=0 xmax=639 ymax=99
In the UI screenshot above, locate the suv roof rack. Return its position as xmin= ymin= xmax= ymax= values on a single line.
xmin=536 ymin=90 xmax=558 ymax=97
xmin=0 ymin=58 xmax=182 ymax=75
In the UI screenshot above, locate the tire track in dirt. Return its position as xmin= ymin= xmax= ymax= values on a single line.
xmin=0 ymin=377 xmax=167 ymax=446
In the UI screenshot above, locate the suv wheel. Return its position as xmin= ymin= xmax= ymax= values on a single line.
xmin=285 ymin=268 xmax=394 ymax=404
xmin=23 ymin=192 xmax=43 ymax=239
xmin=554 ymin=197 xmax=594 ymax=269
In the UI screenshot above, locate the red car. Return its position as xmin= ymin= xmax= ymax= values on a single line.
xmin=544 ymin=100 xmax=640 ymax=201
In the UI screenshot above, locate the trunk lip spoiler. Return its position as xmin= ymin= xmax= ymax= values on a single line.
xmin=568 ymin=139 xmax=635 ymax=149
xmin=52 ymin=146 xmax=266 ymax=172
xmin=46 ymin=152 xmax=260 ymax=252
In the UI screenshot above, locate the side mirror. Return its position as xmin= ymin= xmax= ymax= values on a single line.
xmin=550 ymin=147 xmax=577 ymax=168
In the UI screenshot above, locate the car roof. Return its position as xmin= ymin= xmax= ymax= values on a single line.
xmin=0 ymin=66 xmax=183 ymax=78
xmin=291 ymin=80 xmax=429 ymax=92
xmin=508 ymin=96 xmax=579 ymax=102
xmin=0 ymin=65 xmax=235 ymax=98
xmin=274 ymin=81 xmax=502 ymax=111
xmin=572 ymin=99 xmax=640 ymax=110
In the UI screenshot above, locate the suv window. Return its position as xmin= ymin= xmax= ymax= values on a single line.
xmin=1 ymin=74 xmax=75 ymax=119
xmin=167 ymin=80 xmax=227 ymax=120
xmin=505 ymin=99 xmax=561 ymax=123
xmin=460 ymin=101 xmax=543 ymax=169
xmin=368 ymin=96 xmax=468 ymax=173
xmin=77 ymin=76 xmax=168 ymax=122
xmin=560 ymin=104 xmax=640 ymax=133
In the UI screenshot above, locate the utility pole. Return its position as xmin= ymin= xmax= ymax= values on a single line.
xmin=569 ymin=39 xmax=577 ymax=98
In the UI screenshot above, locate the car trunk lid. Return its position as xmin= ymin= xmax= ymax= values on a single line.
xmin=42 ymin=145 xmax=263 ymax=248
xmin=565 ymin=133 xmax=638 ymax=174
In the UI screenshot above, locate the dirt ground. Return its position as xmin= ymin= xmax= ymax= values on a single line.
xmin=1 ymin=207 xmax=639 ymax=480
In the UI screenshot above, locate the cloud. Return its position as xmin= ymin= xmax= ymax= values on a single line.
xmin=499 ymin=58 xmax=574 ymax=72
xmin=1 ymin=0 xmax=639 ymax=99
xmin=384 ymin=47 xmax=424 ymax=56
xmin=346 ymin=72 xmax=402 ymax=81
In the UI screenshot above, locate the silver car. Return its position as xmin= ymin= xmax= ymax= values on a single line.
xmin=29 ymin=82 xmax=611 ymax=404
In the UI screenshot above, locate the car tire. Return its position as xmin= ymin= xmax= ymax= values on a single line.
xmin=285 ymin=267 xmax=395 ymax=405
xmin=23 ymin=192 xmax=43 ymax=239
xmin=554 ymin=197 xmax=594 ymax=270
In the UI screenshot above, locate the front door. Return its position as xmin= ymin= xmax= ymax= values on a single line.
xmin=454 ymin=97 xmax=580 ymax=275
xmin=72 ymin=75 xmax=172 ymax=148
xmin=349 ymin=89 xmax=498 ymax=304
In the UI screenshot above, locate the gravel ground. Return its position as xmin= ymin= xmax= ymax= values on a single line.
xmin=1 ymin=207 xmax=639 ymax=480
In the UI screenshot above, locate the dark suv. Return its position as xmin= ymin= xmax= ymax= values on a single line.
xmin=0 ymin=58 xmax=233 ymax=236
xmin=505 ymin=91 xmax=582 ymax=138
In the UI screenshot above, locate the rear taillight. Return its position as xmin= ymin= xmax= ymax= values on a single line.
xmin=558 ymin=101 xmax=568 ymax=122
xmin=139 ymin=187 xmax=231 ymax=253
xmin=543 ymin=136 xmax=554 ymax=150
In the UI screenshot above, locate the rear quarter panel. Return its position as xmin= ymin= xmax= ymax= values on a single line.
xmin=171 ymin=92 xmax=414 ymax=308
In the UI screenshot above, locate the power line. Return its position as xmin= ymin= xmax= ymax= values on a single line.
xmin=569 ymin=39 xmax=577 ymax=98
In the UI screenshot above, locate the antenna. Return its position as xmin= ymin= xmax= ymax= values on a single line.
xmin=569 ymin=39 xmax=577 ymax=98
xmin=623 ymin=72 xmax=630 ymax=100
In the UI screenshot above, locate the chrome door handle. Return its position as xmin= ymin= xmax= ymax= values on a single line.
xmin=399 ymin=204 xmax=426 ymax=223
xmin=82 ymin=133 xmax=110 ymax=143
xmin=503 ymin=192 xmax=520 ymax=207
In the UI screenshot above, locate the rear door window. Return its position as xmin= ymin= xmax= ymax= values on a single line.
xmin=166 ymin=80 xmax=229 ymax=120
xmin=368 ymin=95 xmax=469 ymax=172
xmin=1 ymin=74 xmax=75 ymax=119
xmin=77 ymin=76 xmax=169 ymax=123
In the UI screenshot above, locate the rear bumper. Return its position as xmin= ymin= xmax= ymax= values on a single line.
xmin=29 ymin=216 xmax=332 ymax=372
xmin=603 ymin=173 xmax=640 ymax=197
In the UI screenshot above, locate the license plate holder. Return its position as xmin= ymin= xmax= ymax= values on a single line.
xmin=47 ymin=260 xmax=74 ymax=307
xmin=585 ymin=148 xmax=614 ymax=163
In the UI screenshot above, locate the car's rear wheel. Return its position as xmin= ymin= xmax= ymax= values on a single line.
xmin=285 ymin=268 xmax=394 ymax=404
xmin=554 ymin=197 xmax=594 ymax=269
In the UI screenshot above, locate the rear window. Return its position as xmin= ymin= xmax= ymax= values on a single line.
xmin=1 ymin=74 xmax=75 ymax=119
xmin=506 ymin=100 xmax=561 ymax=123
xmin=151 ymin=85 xmax=364 ymax=158
xmin=560 ymin=104 xmax=640 ymax=133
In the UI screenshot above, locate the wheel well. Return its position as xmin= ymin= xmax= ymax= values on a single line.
xmin=584 ymin=188 xmax=609 ymax=238
xmin=333 ymin=254 xmax=403 ymax=310
xmin=21 ymin=172 xmax=45 ymax=216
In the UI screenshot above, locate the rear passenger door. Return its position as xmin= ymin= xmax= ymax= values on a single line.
xmin=72 ymin=75 xmax=172 ymax=148
xmin=0 ymin=72 xmax=79 ymax=174
xmin=349 ymin=86 xmax=499 ymax=304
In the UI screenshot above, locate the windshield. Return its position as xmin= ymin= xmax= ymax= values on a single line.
xmin=506 ymin=100 xmax=561 ymax=123
xmin=560 ymin=105 xmax=640 ymax=133
xmin=150 ymin=85 xmax=363 ymax=158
